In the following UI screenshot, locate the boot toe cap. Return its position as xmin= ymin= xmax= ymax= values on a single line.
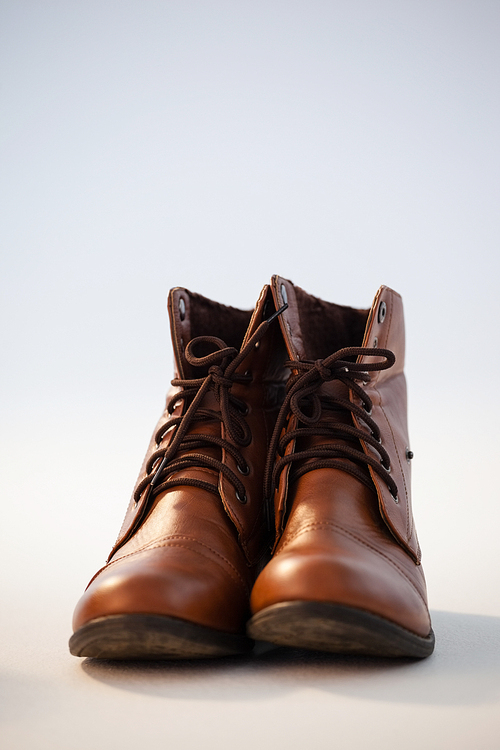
xmin=250 ymin=528 xmax=431 ymax=638
xmin=73 ymin=543 xmax=250 ymax=635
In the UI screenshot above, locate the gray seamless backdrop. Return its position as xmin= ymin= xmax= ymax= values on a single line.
xmin=1 ymin=2 xmax=499 ymax=749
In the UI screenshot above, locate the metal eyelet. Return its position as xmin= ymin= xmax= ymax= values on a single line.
xmin=236 ymin=490 xmax=247 ymax=504
xmin=378 ymin=301 xmax=386 ymax=323
xmin=363 ymin=403 xmax=372 ymax=416
xmin=280 ymin=283 xmax=288 ymax=305
xmin=406 ymin=448 xmax=414 ymax=462
xmin=373 ymin=336 xmax=378 ymax=347
xmin=179 ymin=297 xmax=186 ymax=321
xmin=237 ymin=463 xmax=250 ymax=476
xmin=239 ymin=403 xmax=249 ymax=416
xmin=391 ymin=491 xmax=399 ymax=504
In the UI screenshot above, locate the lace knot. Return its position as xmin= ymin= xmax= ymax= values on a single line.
xmin=208 ymin=364 xmax=233 ymax=390
xmin=314 ymin=359 xmax=333 ymax=381
xmin=133 ymin=303 xmax=289 ymax=508
xmin=264 ymin=345 xmax=399 ymax=507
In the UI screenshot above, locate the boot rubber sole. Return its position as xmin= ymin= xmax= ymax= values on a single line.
xmin=69 ymin=613 xmax=253 ymax=660
xmin=247 ymin=601 xmax=435 ymax=658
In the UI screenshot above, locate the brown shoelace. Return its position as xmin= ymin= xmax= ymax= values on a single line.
xmin=263 ymin=346 xmax=399 ymax=509
xmin=134 ymin=305 xmax=287 ymax=507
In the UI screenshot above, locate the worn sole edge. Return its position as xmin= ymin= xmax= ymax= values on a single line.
xmin=69 ymin=613 xmax=254 ymax=660
xmin=247 ymin=601 xmax=435 ymax=658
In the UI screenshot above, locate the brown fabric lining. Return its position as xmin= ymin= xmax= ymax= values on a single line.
xmin=188 ymin=292 xmax=253 ymax=348
xmin=292 ymin=284 xmax=369 ymax=359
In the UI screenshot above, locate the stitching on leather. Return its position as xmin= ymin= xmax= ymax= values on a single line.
xmin=245 ymin=416 xmax=267 ymax=544
xmin=245 ymin=485 xmax=265 ymax=546
xmin=274 ymin=520 xmax=429 ymax=615
xmin=278 ymin=414 xmax=296 ymax=532
xmin=112 ymin=416 xmax=214 ymax=552
xmin=243 ymin=378 xmax=273 ymax=551
xmin=381 ymin=403 xmax=410 ymax=538
xmin=286 ymin=320 xmax=297 ymax=359
xmin=376 ymin=292 xmax=411 ymax=540
xmin=374 ymin=384 xmax=410 ymax=529
xmin=114 ymin=431 xmax=160 ymax=546
xmin=105 ymin=535 xmax=249 ymax=593
xmin=219 ymin=455 xmax=260 ymax=564
xmin=246 ymin=502 xmax=265 ymax=545
xmin=384 ymin=291 xmax=393 ymax=349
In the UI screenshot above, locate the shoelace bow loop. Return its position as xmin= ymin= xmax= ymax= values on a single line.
xmin=264 ymin=346 xmax=399 ymax=504
xmin=134 ymin=305 xmax=287 ymax=507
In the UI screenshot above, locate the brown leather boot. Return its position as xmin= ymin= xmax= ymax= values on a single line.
xmin=69 ymin=285 xmax=287 ymax=659
xmin=248 ymin=276 xmax=435 ymax=658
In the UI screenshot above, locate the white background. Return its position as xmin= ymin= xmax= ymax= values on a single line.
xmin=1 ymin=2 xmax=499 ymax=748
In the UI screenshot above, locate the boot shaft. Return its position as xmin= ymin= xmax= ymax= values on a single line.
xmin=108 ymin=284 xmax=288 ymax=566
xmin=267 ymin=276 xmax=420 ymax=561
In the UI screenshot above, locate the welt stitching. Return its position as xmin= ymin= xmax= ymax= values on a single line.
xmin=275 ymin=520 xmax=428 ymax=610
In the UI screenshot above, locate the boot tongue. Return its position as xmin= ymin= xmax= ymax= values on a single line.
xmin=270 ymin=275 xmax=371 ymax=479
xmin=271 ymin=275 xmax=369 ymax=360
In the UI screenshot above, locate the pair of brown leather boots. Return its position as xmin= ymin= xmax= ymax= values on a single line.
xmin=69 ymin=276 xmax=434 ymax=660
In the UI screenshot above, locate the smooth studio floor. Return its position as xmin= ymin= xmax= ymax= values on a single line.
xmin=2 ymin=406 xmax=500 ymax=750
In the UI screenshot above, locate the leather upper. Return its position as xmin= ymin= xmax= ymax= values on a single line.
xmin=72 ymin=284 xmax=287 ymax=636
xmin=250 ymin=277 xmax=431 ymax=638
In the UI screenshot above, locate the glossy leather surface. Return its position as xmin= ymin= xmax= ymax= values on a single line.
xmin=72 ymin=285 xmax=287 ymax=636
xmin=250 ymin=277 xmax=432 ymax=638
